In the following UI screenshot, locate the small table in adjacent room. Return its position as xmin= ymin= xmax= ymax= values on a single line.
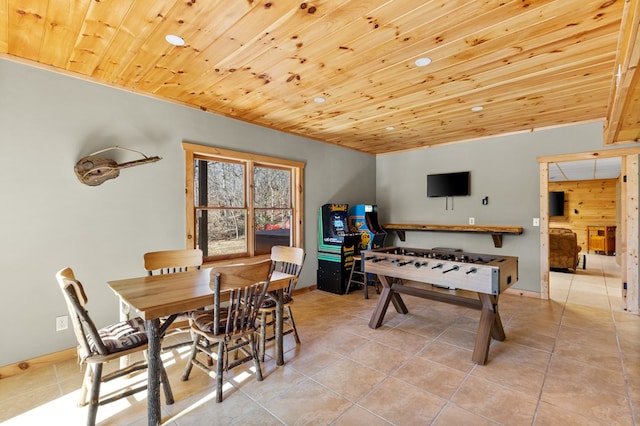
xmin=587 ymin=225 xmax=616 ymax=255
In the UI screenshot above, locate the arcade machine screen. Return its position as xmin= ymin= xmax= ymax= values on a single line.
xmin=324 ymin=209 xmax=350 ymax=244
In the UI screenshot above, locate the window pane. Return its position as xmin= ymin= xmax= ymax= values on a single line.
xmin=194 ymin=159 xmax=245 ymax=208
xmin=254 ymin=209 xmax=291 ymax=253
xmin=254 ymin=166 xmax=290 ymax=208
xmin=196 ymin=209 xmax=247 ymax=256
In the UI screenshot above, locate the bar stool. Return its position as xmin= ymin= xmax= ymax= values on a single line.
xmin=346 ymin=255 xmax=379 ymax=298
xmin=345 ymin=256 xmax=365 ymax=296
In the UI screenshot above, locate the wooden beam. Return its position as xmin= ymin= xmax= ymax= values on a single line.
xmin=538 ymin=146 xmax=640 ymax=163
xmin=540 ymin=162 xmax=550 ymax=300
xmin=625 ymin=154 xmax=639 ymax=313
xmin=605 ymin=0 xmax=640 ymax=144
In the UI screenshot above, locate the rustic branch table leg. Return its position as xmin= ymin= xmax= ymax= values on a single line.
xmin=146 ymin=318 xmax=162 ymax=426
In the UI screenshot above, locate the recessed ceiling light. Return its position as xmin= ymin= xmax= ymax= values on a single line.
xmin=471 ymin=106 xmax=484 ymax=112
xmin=415 ymin=57 xmax=432 ymax=67
xmin=165 ymin=34 xmax=185 ymax=46
xmin=314 ymin=97 xmax=326 ymax=103
xmin=386 ymin=126 xmax=395 ymax=131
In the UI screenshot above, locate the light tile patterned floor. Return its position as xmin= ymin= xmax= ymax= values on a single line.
xmin=1 ymin=253 xmax=638 ymax=425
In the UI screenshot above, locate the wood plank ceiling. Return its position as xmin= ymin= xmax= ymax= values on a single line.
xmin=1 ymin=0 xmax=639 ymax=155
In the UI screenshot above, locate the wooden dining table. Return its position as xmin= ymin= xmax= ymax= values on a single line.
xmin=107 ymin=267 xmax=294 ymax=426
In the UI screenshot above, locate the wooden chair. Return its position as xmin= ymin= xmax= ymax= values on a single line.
xmin=258 ymin=246 xmax=305 ymax=361
xmin=55 ymin=267 xmax=173 ymax=426
xmin=181 ymin=259 xmax=273 ymax=402
xmin=143 ymin=248 xmax=203 ymax=275
xmin=142 ymin=249 xmax=203 ymax=348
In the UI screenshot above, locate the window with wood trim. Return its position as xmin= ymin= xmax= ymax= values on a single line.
xmin=183 ymin=142 xmax=304 ymax=262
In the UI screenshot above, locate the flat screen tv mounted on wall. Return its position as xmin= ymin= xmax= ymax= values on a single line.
xmin=549 ymin=191 xmax=565 ymax=216
xmin=427 ymin=171 xmax=470 ymax=197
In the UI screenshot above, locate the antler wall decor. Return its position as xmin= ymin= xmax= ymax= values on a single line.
xmin=74 ymin=146 xmax=161 ymax=186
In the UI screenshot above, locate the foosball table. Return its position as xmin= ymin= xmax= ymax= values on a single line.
xmin=363 ymin=246 xmax=518 ymax=365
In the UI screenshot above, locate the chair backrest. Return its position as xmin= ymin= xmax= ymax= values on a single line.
xmin=144 ymin=249 xmax=203 ymax=275
xmin=209 ymin=259 xmax=273 ymax=336
xmin=270 ymin=246 xmax=305 ymax=294
xmin=55 ymin=268 xmax=108 ymax=358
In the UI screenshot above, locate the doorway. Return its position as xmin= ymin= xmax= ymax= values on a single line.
xmin=538 ymin=148 xmax=640 ymax=314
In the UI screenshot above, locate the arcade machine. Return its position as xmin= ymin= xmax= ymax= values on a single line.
xmin=347 ymin=204 xmax=386 ymax=295
xmin=317 ymin=203 xmax=361 ymax=294
xmin=347 ymin=204 xmax=386 ymax=251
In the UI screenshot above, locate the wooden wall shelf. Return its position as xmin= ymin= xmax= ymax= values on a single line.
xmin=382 ymin=223 xmax=524 ymax=248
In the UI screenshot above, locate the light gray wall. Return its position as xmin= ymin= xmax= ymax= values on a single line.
xmin=0 ymin=58 xmax=376 ymax=365
xmin=376 ymin=122 xmax=639 ymax=293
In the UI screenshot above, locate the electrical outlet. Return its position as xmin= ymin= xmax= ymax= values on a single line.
xmin=56 ymin=315 xmax=68 ymax=331
xmin=533 ymin=217 xmax=540 ymax=227
xmin=468 ymin=217 xmax=475 ymax=225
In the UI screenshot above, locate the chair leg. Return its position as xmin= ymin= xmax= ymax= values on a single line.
xmin=346 ymin=260 xmax=357 ymax=295
xmin=181 ymin=335 xmax=200 ymax=381
xmin=364 ymin=275 xmax=369 ymax=299
xmin=285 ymin=306 xmax=301 ymax=344
xmin=78 ymin=365 xmax=92 ymax=407
xmin=159 ymin=362 xmax=174 ymax=404
xmin=87 ymin=363 xmax=102 ymax=426
xmin=259 ymin=310 xmax=267 ymax=362
xmin=251 ymin=333 xmax=263 ymax=382
xmin=215 ymin=342 xmax=225 ymax=403
xmin=271 ymin=310 xmax=277 ymax=341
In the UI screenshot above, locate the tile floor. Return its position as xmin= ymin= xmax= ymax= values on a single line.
xmin=1 ymin=253 xmax=639 ymax=425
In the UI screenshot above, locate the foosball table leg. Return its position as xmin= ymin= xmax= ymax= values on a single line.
xmin=472 ymin=294 xmax=504 ymax=365
xmin=368 ymin=275 xmax=408 ymax=328
xmin=369 ymin=287 xmax=393 ymax=328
